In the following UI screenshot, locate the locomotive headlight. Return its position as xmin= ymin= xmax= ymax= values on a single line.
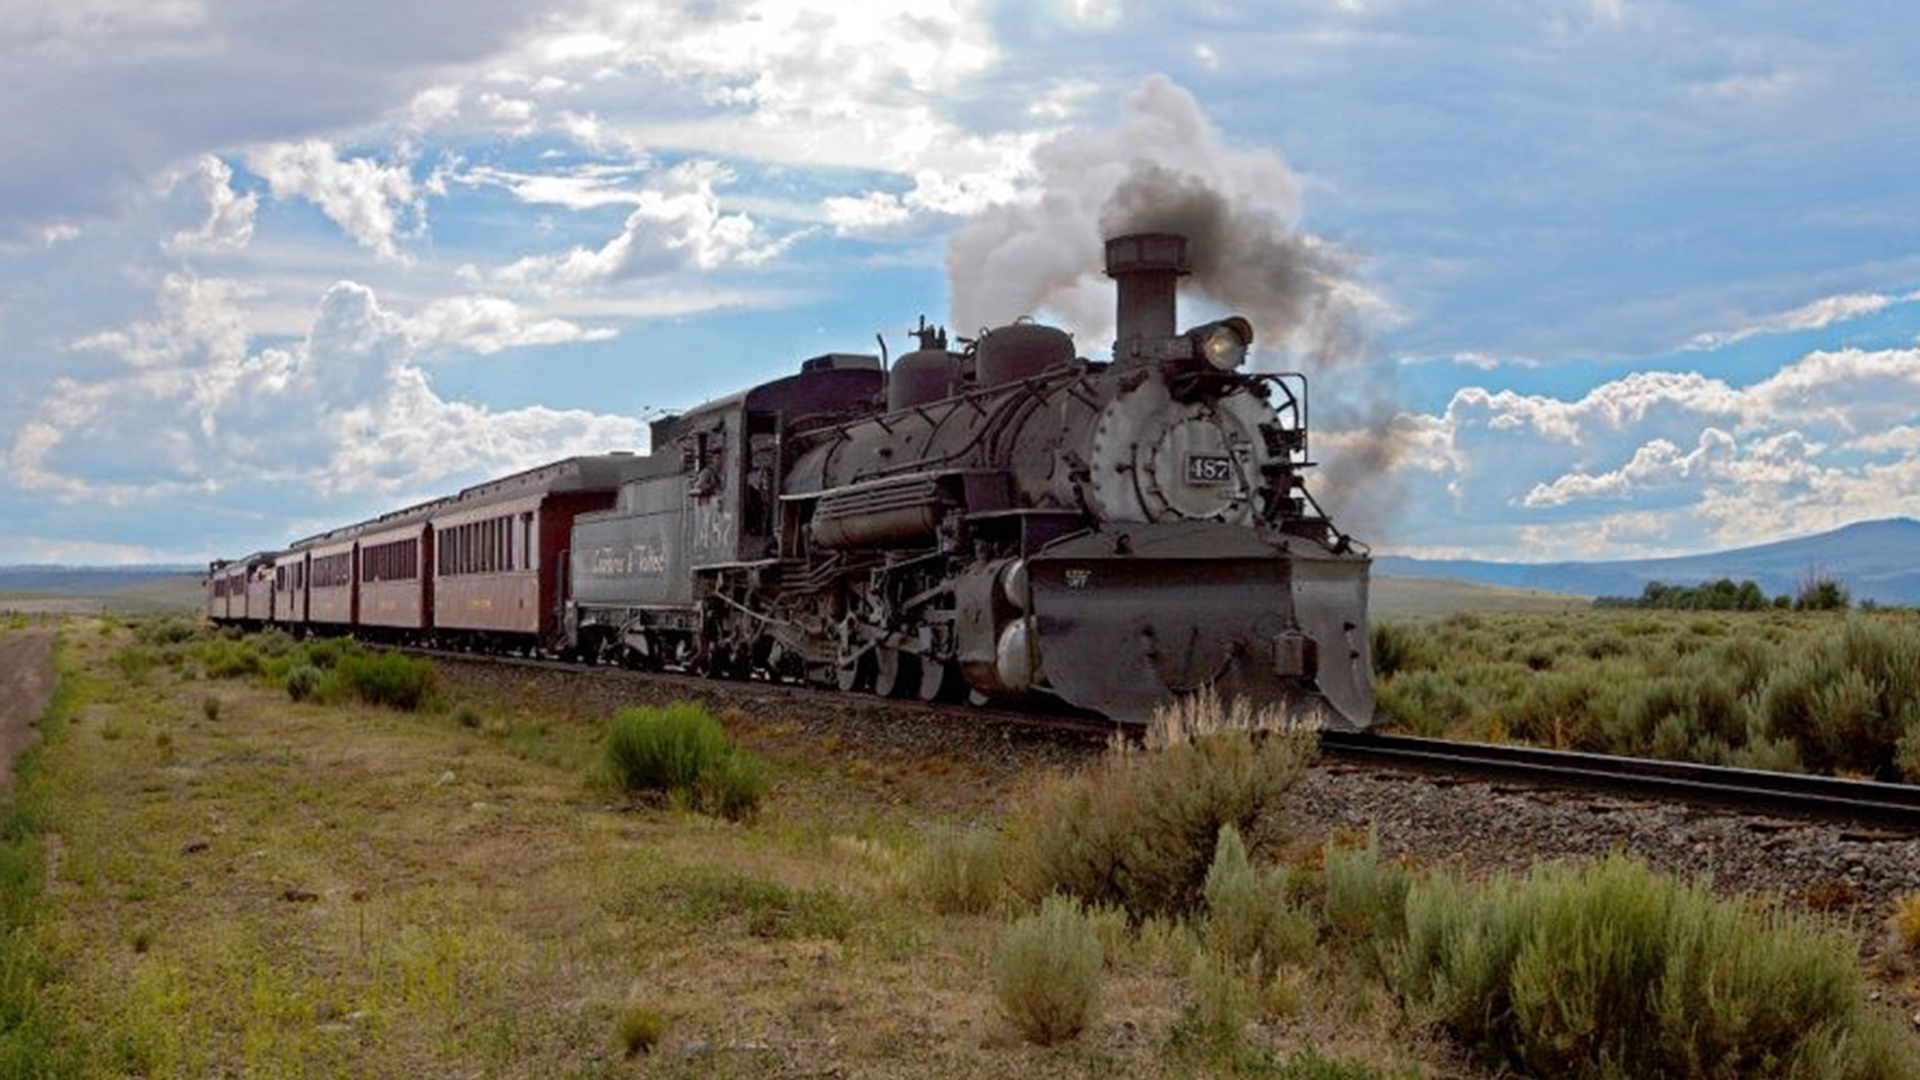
xmin=1190 ymin=317 xmax=1254 ymax=371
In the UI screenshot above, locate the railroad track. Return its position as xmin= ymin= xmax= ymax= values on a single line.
xmin=404 ymin=644 xmax=1920 ymax=832
xmin=1319 ymin=731 xmax=1920 ymax=833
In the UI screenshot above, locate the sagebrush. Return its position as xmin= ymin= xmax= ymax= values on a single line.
xmin=912 ymin=826 xmax=1004 ymax=915
xmin=1004 ymin=695 xmax=1311 ymax=919
xmin=1394 ymin=855 xmax=1917 ymax=1080
xmin=1373 ymin=611 xmax=1920 ymax=780
xmin=994 ymin=894 xmax=1104 ymax=1045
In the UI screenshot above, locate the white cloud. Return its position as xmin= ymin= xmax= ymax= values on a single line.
xmin=168 ymin=155 xmax=257 ymax=252
xmin=407 ymin=85 xmax=463 ymax=131
xmin=453 ymin=161 xmax=655 ymax=211
xmin=1523 ymin=428 xmax=1736 ymax=507
xmin=492 ymin=161 xmax=800 ymax=290
xmin=823 ymin=191 xmax=916 ymax=236
xmin=407 ymin=295 xmax=616 ymax=355
xmin=1686 ymin=289 xmax=1920 ymax=350
xmin=1383 ymin=344 xmax=1920 ymax=557
xmin=1585 ymin=0 xmax=1625 ymax=25
xmin=0 ymin=0 xmax=561 ymax=242
xmin=15 ymin=275 xmax=646 ymax=504
xmin=245 ymin=140 xmax=421 ymax=260
xmin=1852 ymin=424 xmax=1920 ymax=454
xmin=71 ymin=274 xmax=252 ymax=369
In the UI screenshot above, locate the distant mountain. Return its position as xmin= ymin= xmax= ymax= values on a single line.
xmin=1376 ymin=518 xmax=1920 ymax=605
xmin=0 ymin=565 xmax=204 ymax=612
xmin=0 ymin=565 xmax=201 ymax=595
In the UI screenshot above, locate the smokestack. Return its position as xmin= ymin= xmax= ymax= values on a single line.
xmin=1105 ymin=232 xmax=1190 ymax=363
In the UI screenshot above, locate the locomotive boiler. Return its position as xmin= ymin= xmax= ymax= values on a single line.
xmin=568 ymin=232 xmax=1376 ymax=729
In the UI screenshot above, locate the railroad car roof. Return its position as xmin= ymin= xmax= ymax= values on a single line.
xmin=432 ymin=453 xmax=650 ymax=515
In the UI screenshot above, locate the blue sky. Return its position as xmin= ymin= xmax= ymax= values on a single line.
xmin=2 ymin=0 xmax=1918 ymax=564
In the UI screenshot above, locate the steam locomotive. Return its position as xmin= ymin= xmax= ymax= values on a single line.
xmin=209 ymin=232 xmax=1376 ymax=730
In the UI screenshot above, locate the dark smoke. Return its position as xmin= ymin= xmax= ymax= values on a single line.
xmin=1098 ymin=164 xmax=1361 ymax=370
xmin=945 ymin=76 xmax=1406 ymax=540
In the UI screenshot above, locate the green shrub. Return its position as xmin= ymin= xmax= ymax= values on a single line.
xmin=1169 ymin=950 xmax=1252 ymax=1054
xmin=201 ymin=695 xmax=221 ymax=722
xmin=614 ymin=1002 xmax=665 ymax=1058
xmin=1609 ymin=669 xmax=1752 ymax=762
xmin=1396 ymin=855 xmax=1918 ymax=1080
xmin=320 ymin=650 xmax=435 ymax=711
xmin=1501 ymin=668 xmax=1622 ymax=750
xmin=1369 ymin=622 xmax=1427 ymax=678
xmin=1376 ymin=669 xmax=1472 ymax=738
xmin=1323 ymin=833 xmax=1412 ymax=947
xmin=251 ymin=629 xmax=295 ymax=658
xmin=912 ymin=826 xmax=1005 ymax=915
xmin=994 ymin=894 xmax=1104 ymax=1045
xmin=701 ymin=749 xmax=768 ymax=823
xmin=301 ymin=637 xmax=357 ymax=670
xmin=452 ymin=703 xmax=482 ymax=729
xmin=1757 ymin=618 xmax=1920 ymax=778
xmin=1005 ymin=701 xmax=1311 ymax=919
xmin=284 ymin=664 xmax=320 ymax=702
xmin=113 ymin=646 xmax=157 ymax=684
xmin=1900 ymin=722 xmax=1920 ymax=783
xmin=134 ymin=616 xmax=200 ymax=646
xmin=1202 ymin=824 xmax=1315 ymax=977
xmin=603 ymin=703 xmax=768 ymax=821
xmin=197 ymin=638 xmax=262 ymax=680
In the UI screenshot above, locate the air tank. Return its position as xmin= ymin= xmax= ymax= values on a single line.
xmin=976 ymin=322 xmax=1074 ymax=387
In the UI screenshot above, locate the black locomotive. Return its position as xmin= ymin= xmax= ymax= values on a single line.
xmin=566 ymin=232 xmax=1375 ymax=729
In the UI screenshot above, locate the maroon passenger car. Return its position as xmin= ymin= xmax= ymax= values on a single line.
xmin=429 ymin=455 xmax=645 ymax=647
xmin=271 ymin=550 xmax=308 ymax=627
xmin=356 ymin=502 xmax=440 ymax=639
xmin=306 ymin=534 xmax=358 ymax=630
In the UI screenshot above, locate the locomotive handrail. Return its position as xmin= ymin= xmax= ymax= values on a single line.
xmin=1249 ymin=372 xmax=1310 ymax=466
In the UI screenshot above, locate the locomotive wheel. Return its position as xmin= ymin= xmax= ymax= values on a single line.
xmin=917 ymin=658 xmax=963 ymax=703
xmin=835 ymin=651 xmax=875 ymax=693
xmin=873 ymin=648 xmax=920 ymax=699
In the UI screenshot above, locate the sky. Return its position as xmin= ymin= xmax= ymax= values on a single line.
xmin=3 ymin=0 xmax=1919 ymax=565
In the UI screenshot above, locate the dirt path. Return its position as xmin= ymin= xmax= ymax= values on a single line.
xmin=0 ymin=629 xmax=55 ymax=796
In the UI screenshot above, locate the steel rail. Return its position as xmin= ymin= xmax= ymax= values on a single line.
xmin=1318 ymin=731 xmax=1920 ymax=832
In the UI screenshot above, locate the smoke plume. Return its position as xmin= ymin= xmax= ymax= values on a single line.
xmin=947 ymin=75 xmax=1367 ymax=364
xmin=945 ymin=75 xmax=1404 ymax=537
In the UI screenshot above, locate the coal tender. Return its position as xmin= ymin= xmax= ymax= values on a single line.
xmin=569 ymin=232 xmax=1376 ymax=729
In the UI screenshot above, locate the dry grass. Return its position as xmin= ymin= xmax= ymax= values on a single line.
xmin=1893 ymin=894 xmax=1920 ymax=959
xmin=22 ymin=622 xmax=1451 ymax=1079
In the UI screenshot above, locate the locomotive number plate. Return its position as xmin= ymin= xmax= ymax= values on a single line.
xmin=1185 ymin=454 xmax=1234 ymax=485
